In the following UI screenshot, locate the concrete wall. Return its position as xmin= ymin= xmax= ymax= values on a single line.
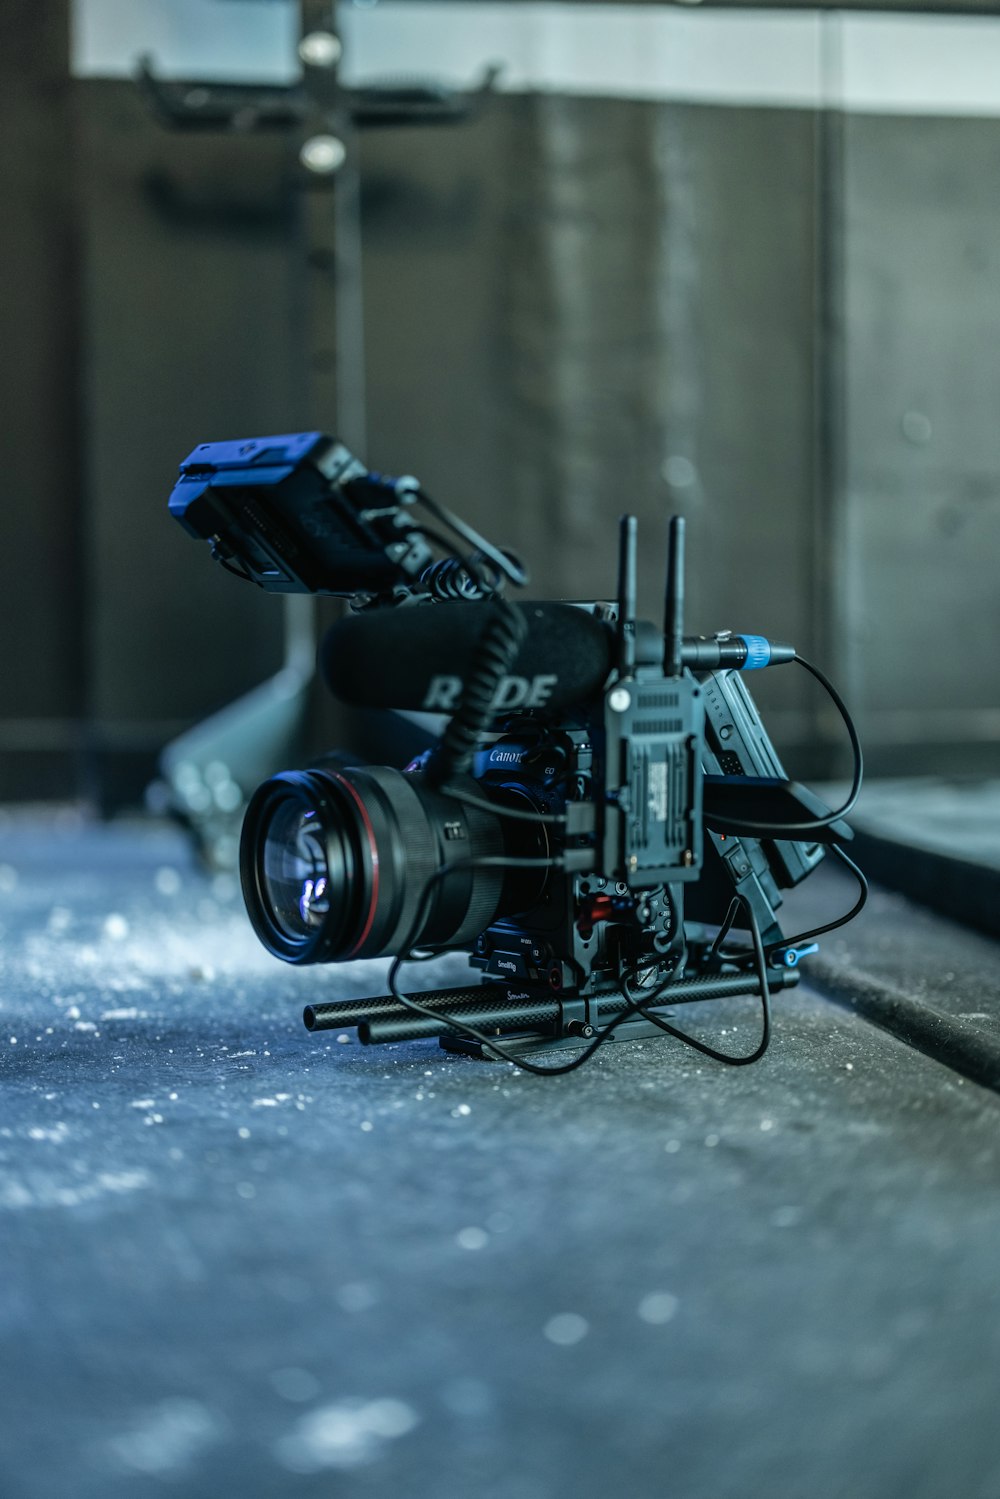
xmin=841 ymin=112 xmax=1000 ymax=772
xmin=0 ymin=4 xmax=85 ymax=797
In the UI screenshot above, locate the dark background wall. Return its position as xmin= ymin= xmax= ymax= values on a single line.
xmin=0 ymin=5 xmax=86 ymax=797
xmin=841 ymin=112 xmax=1000 ymax=772
xmin=360 ymin=91 xmax=823 ymax=759
xmin=1 ymin=4 xmax=998 ymax=804
xmin=79 ymin=78 xmax=298 ymax=797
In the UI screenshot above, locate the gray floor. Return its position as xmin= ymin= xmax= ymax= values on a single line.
xmin=2 ymin=809 xmax=1000 ymax=1499
xmin=842 ymin=778 xmax=1000 ymax=944
xmin=852 ymin=779 xmax=1000 ymax=871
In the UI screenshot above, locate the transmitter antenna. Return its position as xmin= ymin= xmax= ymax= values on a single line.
xmin=616 ymin=514 xmax=638 ymax=676
xmin=664 ymin=514 xmax=685 ymax=678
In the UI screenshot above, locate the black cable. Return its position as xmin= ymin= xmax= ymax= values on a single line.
xmin=622 ymin=893 xmax=772 ymax=1065
xmin=719 ymin=841 xmax=868 ymax=969
xmin=428 ymin=602 xmax=527 ymax=785
xmin=766 ymin=842 xmax=868 ymax=954
xmin=407 ymin=526 xmax=509 ymax=605
xmin=413 ymin=486 xmax=528 ymax=590
xmin=441 ymin=784 xmax=566 ymax=826
xmin=385 ymin=854 xmax=627 ymax=1074
xmin=384 ymin=858 xmax=773 ymax=1074
xmin=419 ymin=555 xmax=496 ymax=601
xmin=384 ymin=854 xmax=663 ymax=1074
xmin=707 ymin=897 xmax=741 ymax=965
xmin=706 ymin=653 xmax=863 ymax=837
xmin=409 ymin=525 xmax=505 ymax=591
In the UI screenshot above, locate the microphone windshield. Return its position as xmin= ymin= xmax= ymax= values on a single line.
xmin=320 ymin=601 xmax=617 ymax=714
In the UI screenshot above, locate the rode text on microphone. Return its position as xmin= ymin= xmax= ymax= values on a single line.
xmin=169 ymin=433 xmax=866 ymax=1071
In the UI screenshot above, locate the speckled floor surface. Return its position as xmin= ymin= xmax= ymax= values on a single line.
xmin=2 ymin=810 xmax=999 ymax=1499
xmin=853 ymin=779 xmax=1000 ymax=871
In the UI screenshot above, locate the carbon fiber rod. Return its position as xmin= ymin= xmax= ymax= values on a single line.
xmin=589 ymin=968 xmax=798 ymax=1020
xmin=303 ymin=984 xmax=532 ymax=1032
xmin=357 ymin=969 xmax=798 ymax=1046
xmin=359 ymin=995 xmax=561 ymax=1045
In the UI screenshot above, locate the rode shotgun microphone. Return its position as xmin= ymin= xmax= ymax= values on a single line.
xmin=320 ymin=602 xmax=795 ymax=714
xmin=321 ymin=601 xmax=615 ymax=713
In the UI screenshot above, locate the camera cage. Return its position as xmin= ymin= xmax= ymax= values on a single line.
xmin=170 ymin=434 xmax=866 ymax=1069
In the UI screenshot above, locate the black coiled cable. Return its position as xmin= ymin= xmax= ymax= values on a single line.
xmin=420 ymin=551 xmax=525 ymax=601
xmin=427 ymin=601 xmax=527 ymax=785
xmin=420 ymin=557 xmax=488 ymax=601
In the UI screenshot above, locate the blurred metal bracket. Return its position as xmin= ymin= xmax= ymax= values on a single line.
xmin=151 ymin=597 xmax=316 ymax=870
xmin=136 ymin=56 xmax=501 ymax=135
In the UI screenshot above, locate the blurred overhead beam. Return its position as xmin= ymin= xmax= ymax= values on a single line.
xmin=75 ymin=1 xmax=1000 ymax=107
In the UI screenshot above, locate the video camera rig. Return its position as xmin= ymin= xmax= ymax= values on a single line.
xmin=169 ymin=432 xmax=865 ymax=1072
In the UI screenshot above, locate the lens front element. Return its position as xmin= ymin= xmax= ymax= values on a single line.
xmin=261 ymin=803 xmax=331 ymax=939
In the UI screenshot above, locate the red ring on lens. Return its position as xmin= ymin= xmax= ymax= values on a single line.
xmin=329 ymin=772 xmax=380 ymax=957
